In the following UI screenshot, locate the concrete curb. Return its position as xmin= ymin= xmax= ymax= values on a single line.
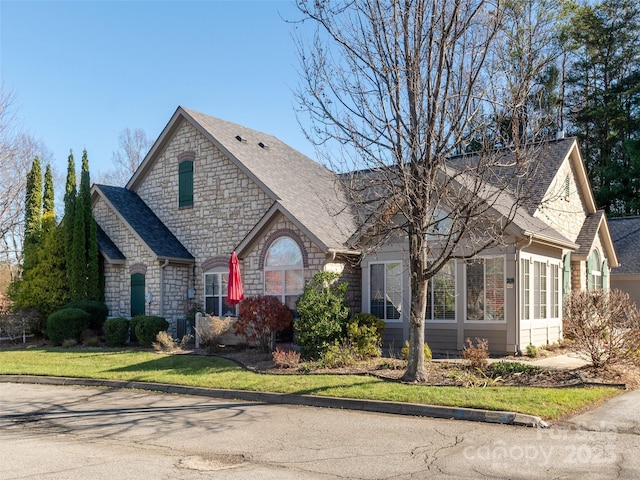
xmin=0 ymin=375 xmax=548 ymax=428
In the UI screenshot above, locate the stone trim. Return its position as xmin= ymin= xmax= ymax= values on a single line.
xmin=130 ymin=263 xmax=147 ymax=275
xmin=259 ymin=229 xmax=309 ymax=269
xmin=178 ymin=151 xmax=196 ymax=162
xmin=202 ymin=256 xmax=229 ymax=272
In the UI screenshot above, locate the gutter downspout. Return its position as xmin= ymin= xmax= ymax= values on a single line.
xmin=515 ymin=235 xmax=534 ymax=356
xmin=160 ymin=259 xmax=169 ymax=318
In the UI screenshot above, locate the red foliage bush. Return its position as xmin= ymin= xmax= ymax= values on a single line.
xmin=233 ymin=296 xmax=293 ymax=352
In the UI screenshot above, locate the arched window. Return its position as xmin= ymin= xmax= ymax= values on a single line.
xmin=588 ymin=250 xmax=602 ymax=290
xmin=264 ymin=236 xmax=304 ymax=310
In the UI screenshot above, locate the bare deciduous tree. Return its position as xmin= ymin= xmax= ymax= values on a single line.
xmin=294 ymin=0 xmax=560 ymax=381
xmin=0 ymin=86 xmax=53 ymax=272
xmin=100 ymin=127 xmax=152 ymax=186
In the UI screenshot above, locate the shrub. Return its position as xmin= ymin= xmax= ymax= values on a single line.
xmin=46 ymin=308 xmax=91 ymax=346
xmin=488 ymin=361 xmax=541 ymax=378
xmin=195 ymin=315 xmax=233 ymax=352
xmin=234 ymin=296 xmax=293 ymax=352
xmin=401 ymin=341 xmax=432 ymax=362
xmin=64 ymin=300 xmax=109 ymax=331
xmin=129 ymin=316 xmax=142 ymax=343
xmin=295 ymin=271 xmax=349 ymax=358
xmin=320 ymin=340 xmax=359 ymax=367
xmin=104 ymin=317 xmax=130 ymax=347
xmin=345 ymin=313 xmax=385 ymax=358
xmin=134 ymin=316 xmax=169 ymax=348
xmin=61 ymin=339 xmax=78 ymax=348
xmin=271 ymin=348 xmax=301 ymax=368
xmin=83 ymin=335 xmax=101 ymax=347
xmin=462 ymin=337 xmax=489 ymax=370
xmin=564 ymin=289 xmax=640 ymax=368
xmin=153 ymin=330 xmax=179 ymax=352
xmin=345 ymin=322 xmax=382 ymax=358
xmin=526 ymin=343 xmax=539 ymax=358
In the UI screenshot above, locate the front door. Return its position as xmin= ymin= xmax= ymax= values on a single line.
xmin=131 ymin=273 xmax=145 ymax=316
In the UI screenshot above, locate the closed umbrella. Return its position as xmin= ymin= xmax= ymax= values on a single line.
xmin=228 ymin=251 xmax=244 ymax=305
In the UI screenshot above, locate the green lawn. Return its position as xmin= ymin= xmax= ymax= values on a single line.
xmin=0 ymin=347 xmax=620 ymax=421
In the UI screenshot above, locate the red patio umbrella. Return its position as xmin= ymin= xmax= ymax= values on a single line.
xmin=227 ymin=251 xmax=244 ymax=305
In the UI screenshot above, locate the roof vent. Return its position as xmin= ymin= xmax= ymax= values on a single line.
xmin=258 ymin=141 xmax=268 ymax=149
xmin=235 ymin=135 xmax=247 ymax=143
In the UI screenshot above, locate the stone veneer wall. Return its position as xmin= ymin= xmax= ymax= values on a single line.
xmin=134 ymin=120 xmax=273 ymax=262
xmin=241 ymin=215 xmax=327 ymax=299
xmin=536 ymin=155 xmax=588 ymax=243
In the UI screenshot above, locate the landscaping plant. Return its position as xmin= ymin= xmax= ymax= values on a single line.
xmin=234 ymin=296 xmax=293 ymax=352
xmin=564 ymin=289 xmax=640 ymax=368
xmin=104 ymin=317 xmax=130 ymax=347
xmin=46 ymin=307 xmax=90 ymax=346
xmin=195 ymin=314 xmax=233 ymax=352
xmin=134 ymin=316 xmax=169 ymax=348
xmin=462 ymin=337 xmax=489 ymax=370
xmin=295 ymin=271 xmax=349 ymax=358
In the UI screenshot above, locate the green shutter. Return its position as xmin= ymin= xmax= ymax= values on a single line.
xmin=563 ymin=253 xmax=571 ymax=298
xmin=178 ymin=160 xmax=193 ymax=207
xmin=131 ymin=273 xmax=146 ymax=316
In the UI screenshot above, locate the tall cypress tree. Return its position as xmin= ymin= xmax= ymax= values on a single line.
xmin=63 ymin=151 xmax=77 ymax=268
xmin=23 ymin=157 xmax=43 ymax=273
xmin=68 ymin=149 xmax=100 ymax=301
xmin=42 ymin=164 xmax=55 ymax=235
xmin=80 ymin=149 xmax=100 ymax=300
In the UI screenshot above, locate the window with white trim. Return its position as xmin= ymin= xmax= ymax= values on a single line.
xmin=588 ymin=250 xmax=602 ymax=290
xmin=466 ymin=257 xmax=504 ymax=321
xmin=426 ymin=259 xmax=456 ymax=321
xmin=521 ymin=256 xmax=561 ymax=320
xmin=204 ymin=269 xmax=236 ymax=317
xmin=370 ymin=262 xmax=402 ymax=321
xmin=264 ymin=236 xmax=304 ymax=311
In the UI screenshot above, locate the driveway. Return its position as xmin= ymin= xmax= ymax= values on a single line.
xmin=2 ymin=382 xmax=640 ymax=479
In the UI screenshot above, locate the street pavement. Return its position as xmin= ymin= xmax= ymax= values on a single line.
xmin=2 ymin=382 xmax=640 ymax=479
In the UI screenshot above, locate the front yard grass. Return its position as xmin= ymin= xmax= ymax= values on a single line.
xmin=0 ymin=347 xmax=620 ymax=421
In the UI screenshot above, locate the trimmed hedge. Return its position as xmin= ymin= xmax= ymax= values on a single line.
xmin=134 ymin=316 xmax=169 ymax=348
xmin=64 ymin=300 xmax=109 ymax=331
xmin=104 ymin=317 xmax=130 ymax=347
xmin=129 ymin=316 xmax=141 ymax=343
xmin=47 ymin=308 xmax=91 ymax=346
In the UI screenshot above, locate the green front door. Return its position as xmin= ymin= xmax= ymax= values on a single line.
xmin=131 ymin=273 xmax=146 ymax=316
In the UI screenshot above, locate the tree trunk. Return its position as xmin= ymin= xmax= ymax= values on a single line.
xmin=402 ymin=229 xmax=429 ymax=382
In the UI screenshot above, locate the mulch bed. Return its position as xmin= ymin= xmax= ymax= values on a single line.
xmin=215 ymin=347 xmax=640 ymax=389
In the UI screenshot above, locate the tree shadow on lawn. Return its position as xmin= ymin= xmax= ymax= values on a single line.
xmin=106 ymin=353 xmax=385 ymax=397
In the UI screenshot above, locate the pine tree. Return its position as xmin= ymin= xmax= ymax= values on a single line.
xmin=23 ymin=157 xmax=43 ymax=273
xmin=564 ymin=0 xmax=640 ymax=215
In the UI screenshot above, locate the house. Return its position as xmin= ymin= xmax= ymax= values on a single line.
xmin=92 ymin=106 xmax=618 ymax=355
xmin=608 ymin=216 xmax=640 ymax=308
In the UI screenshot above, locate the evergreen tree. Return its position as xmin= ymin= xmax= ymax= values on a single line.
xmin=564 ymin=0 xmax=640 ymax=215
xmin=16 ymin=225 xmax=70 ymax=318
xmin=42 ymin=163 xmax=55 ymax=235
xmin=69 ymin=149 xmax=101 ymax=301
xmin=63 ymin=150 xmax=77 ymax=267
xmin=23 ymin=157 xmax=42 ymax=273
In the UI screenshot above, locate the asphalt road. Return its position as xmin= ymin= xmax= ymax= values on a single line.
xmin=1 ymin=383 xmax=640 ymax=479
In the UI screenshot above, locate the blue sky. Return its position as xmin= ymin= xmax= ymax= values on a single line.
xmin=1 ymin=0 xmax=315 ymax=183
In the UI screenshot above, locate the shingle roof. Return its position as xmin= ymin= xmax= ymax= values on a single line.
xmin=608 ymin=216 xmax=640 ymax=275
xmin=179 ymin=107 xmax=358 ymax=252
xmin=575 ymin=211 xmax=605 ymax=257
xmin=448 ymin=137 xmax=577 ymax=216
xmin=94 ymin=184 xmax=194 ymax=262
xmin=96 ymin=224 xmax=125 ymax=263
